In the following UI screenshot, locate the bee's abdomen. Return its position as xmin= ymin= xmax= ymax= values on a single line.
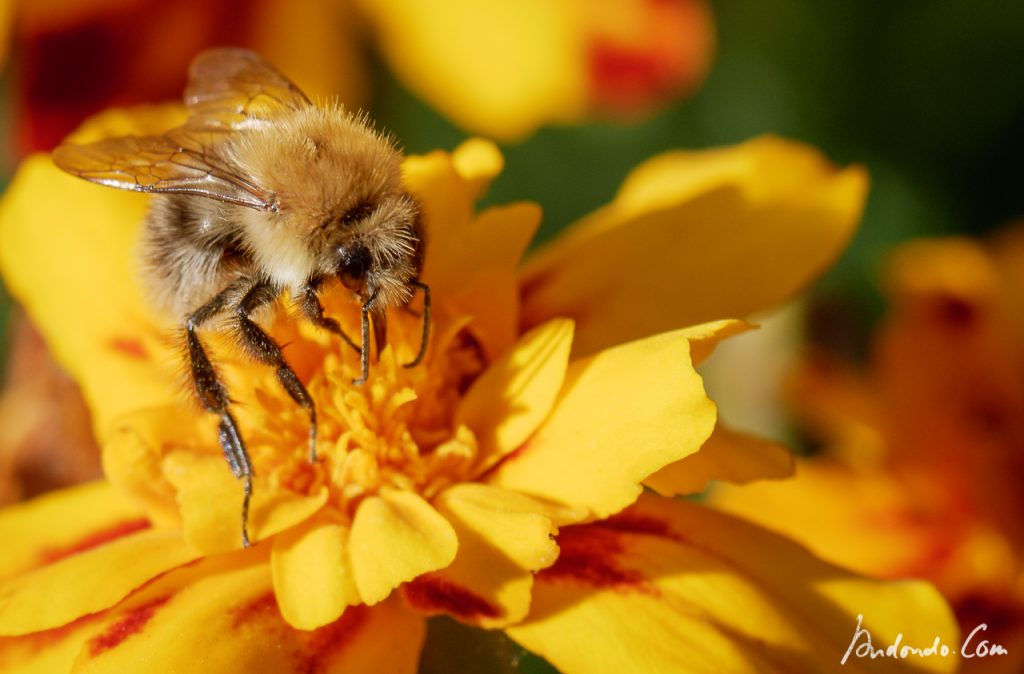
xmin=140 ymin=195 xmax=253 ymax=321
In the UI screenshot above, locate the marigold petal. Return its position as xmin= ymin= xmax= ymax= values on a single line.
xmin=356 ymin=0 xmax=584 ymax=139
xmin=0 ymin=153 xmax=177 ymax=439
xmin=644 ymin=422 xmax=795 ymax=496
xmin=271 ymin=518 xmax=361 ymax=630
xmin=679 ymin=318 xmax=757 ymax=366
xmin=403 ymin=142 xmax=539 ymax=358
xmin=520 ymin=136 xmax=869 ymax=356
xmin=507 ymin=494 xmax=958 ymax=674
xmin=0 ymin=612 xmax=105 ymax=674
xmin=402 ymin=484 xmax=558 ymax=628
xmin=0 ymin=481 xmax=144 ymax=580
xmin=103 ymin=408 xmax=207 ymax=529
xmin=439 ymin=204 xmax=542 ymax=358
xmin=487 ymin=329 xmax=715 ymax=519
xmin=162 ymin=450 xmax=328 ymax=554
xmin=451 ymin=138 xmax=505 ymax=201
xmin=711 ymin=461 xmax=957 ymax=581
xmin=69 ymin=552 xmax=425 ymax=674
xmin=0 ymin=529 xmax=198 ymax=636
xmin=349 ymin=491 xmax=458 ymax=605
xmin=456 ymin=319 xmax=574 ymax=472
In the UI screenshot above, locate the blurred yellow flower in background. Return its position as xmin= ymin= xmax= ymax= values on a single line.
xmin=0 ymin=104 xmax=959 ymax=673
xmin=356 ymin=0 xmax=714 ymax=140
xmin=714 ymin=234 xmax=1024 ymax=674
xmin=0 ymin=0 xmax=712 ymax=154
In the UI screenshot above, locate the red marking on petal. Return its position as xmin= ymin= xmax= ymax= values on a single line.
xmin=230 ymin=592 xmax=279 ymax=629
xmin=6 ymin=612 xmax=104 ymax=657
xmin=298 ymin=607 xmax=369 ymax=674
xmin=539 ymin=525 xmax=651 ymax=593
xmin=229 ymin=593 xmax=371 ymax=674
xmin=88 ymin=595 xmax=172 ymax=656
xmin=932 ymin=295 xmax=979 ymax=329
xmin=587 ymin=0 xmax=712 ymax=113
xmin=597 ymin=513 xmax=680 ymax=541
xmin=38 ymin=518 xmax=152 ymax=565
xmin=402 ymin=574 xmax=502 ymax=621
xmin=108 ymin=337 xmax=149 ymax=361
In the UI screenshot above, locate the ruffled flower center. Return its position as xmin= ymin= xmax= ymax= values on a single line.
xmin=232 ymin=306 xmax=488 ymax=521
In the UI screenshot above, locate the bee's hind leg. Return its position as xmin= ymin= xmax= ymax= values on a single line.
xmin=185 ymin=282 xmax=254 ymax=548
xmin=235 ymin=280 xmax=319 ymax=464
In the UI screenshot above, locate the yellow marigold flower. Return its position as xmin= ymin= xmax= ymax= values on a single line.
xmin=714 ymin=235 xmax=1024 ymax=673
xmin=355 ymin=0 xmax=715 ymax=140
xmin=0 ymin=107 xmax=956 ymax=673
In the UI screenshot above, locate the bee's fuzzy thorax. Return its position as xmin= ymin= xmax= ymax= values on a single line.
xmin=227 ymin=103 xmax=403 ymax=217
xmin=223 ymin=104 xmax=413 ymax=293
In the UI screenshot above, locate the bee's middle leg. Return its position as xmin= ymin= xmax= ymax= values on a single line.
xmin=185 ymin=281 xmax=253 ymax=548
xmin=235 ymin=280 xmax=318 ymax=463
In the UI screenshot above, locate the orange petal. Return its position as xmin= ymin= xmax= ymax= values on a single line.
xmin=348 ymin=490 xmax=458 ymax=605
xmin=644 ymin=422 xmax=794 ymax=496
xmin=271 ymin=517 xmax=361 ymax=630
xmin=507 ymin=494 xmax=958 ymax=674
xmin=439 ymin=203 xmax=542 ymax=359
xmin=404 ymin=140 xmax=540 ymax=358
xmin=456 ymin=319 xmax=574 ymax=472
xmin=162 ymin=450 xmax=328 ymax=554
xmin=451 ymin=137 xmax=505 ymax=202
xmin=710 ymin=460 xmax=965 ymax=582
xmin=0 ymin=152 xmax=178 ymax=440
xmin=102 ymin=407 xmax=207 ymax=530
xmin=584 ymin=0 xmax=715 ymax=114
xmin=70 ymin=553 xmax=425 ymax=674
xmin=402 ymin=484 xmax=558 ymax=628
xmin=488 ymin=328 xmax=715 ymax=520
xmin=0 ymin=481 xmax=145 ymax=581
xmin=0 ymin=612 xmax=105 ymax=674
xmin=681 ymin=318 xmax=757 ymax=366
xmin=0 ymin=528 xmax=198 ymax=636
xmin=520 ymin=136 xmax=868 ymax=356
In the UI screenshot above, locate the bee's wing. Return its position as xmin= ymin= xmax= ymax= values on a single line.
xmin=184 ymin=48 xmax=312 ymax=131
xmin=53 ymin=128 xmax=276 ymax=210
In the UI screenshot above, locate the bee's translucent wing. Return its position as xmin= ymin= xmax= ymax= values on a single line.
xmin=184 ymin=47 xmax=312 ymax=131
xmin=53 ymin=128 xmax=276 ymax=210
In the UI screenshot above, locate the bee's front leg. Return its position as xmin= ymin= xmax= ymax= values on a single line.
xmin=234 ymin=279 xmax=318 ymax=464
xmin=297 ymin=277 xmax=360 ymax=354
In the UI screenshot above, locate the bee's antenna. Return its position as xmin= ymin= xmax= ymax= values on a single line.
xmin=403 ymin=281 xmax=431 ymax=369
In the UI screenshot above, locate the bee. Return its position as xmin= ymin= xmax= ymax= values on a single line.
xmin=53 ymin=48 xmax=430 ymax=547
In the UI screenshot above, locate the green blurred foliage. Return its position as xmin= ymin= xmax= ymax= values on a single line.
xmin=418 ymin=616 xmax=559 ymax=674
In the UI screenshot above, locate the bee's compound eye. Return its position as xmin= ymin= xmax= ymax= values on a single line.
xmin=338 ymin=244 xmax=371 ymax=289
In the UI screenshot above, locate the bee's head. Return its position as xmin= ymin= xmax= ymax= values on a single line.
xmin=336 ymin=243 xmax=372 ymax=293
xmin=320 ymin=192 xmax=422 ymax=307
